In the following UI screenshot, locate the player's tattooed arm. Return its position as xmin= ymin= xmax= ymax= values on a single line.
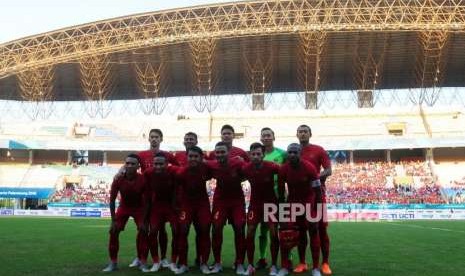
xmin=320 ymin=167 xmax=332 ymax=182
xmin=312 ymin=179 xmax=323 ymax=205
xmin=109 ymin=203 xmax=117 ymax=233
xmin=109 ymin=201 xmax=117 ymax=234
xmin=109 ymin=180 xmax=118 ymax=233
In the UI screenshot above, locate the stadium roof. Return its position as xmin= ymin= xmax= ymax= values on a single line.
xmin=0 ymin=0 xmax=464 ymax=102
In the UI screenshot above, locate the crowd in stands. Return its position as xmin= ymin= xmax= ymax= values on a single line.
xmin=50 ymin=182 xmax=109 ymax=204
xmin=326 ymin=185 xmax=444 ymax=204
xmin=443 ymin=187 xmax=465 ymax=203
xmin=325 ymin=161 xmax=445 ymax=204
xmin=442 ymin=176 xmax=465 ymax=203
xmin=48 ymin=160 xmax=451 ymax=205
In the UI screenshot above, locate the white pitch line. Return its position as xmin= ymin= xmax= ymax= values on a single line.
xmin=379 ymin=221 xmax=465 ymax=234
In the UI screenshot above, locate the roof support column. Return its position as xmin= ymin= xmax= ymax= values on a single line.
xmin=79 ymin=54 xmax=114 ymax=118
xmin=190 ymin=38 xmax=218 ymax=112
xmin=413 ymin=31 xmax=449 ymax=106
xmin=352 ymin=33 xmax=388 ymax=108
xmin=242 ymin=37 xmax=273 ymax=111
xmin=298 ymin=31 xmax=327 ymax=109
xmin=17 ymin=65 xmax=55 ymax=119
xmin=134 ymin=48 xmax=168 ymax=115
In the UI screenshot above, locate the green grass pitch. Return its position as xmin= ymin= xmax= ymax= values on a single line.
xmin=0 ymin=217 xmax=464 ymax=276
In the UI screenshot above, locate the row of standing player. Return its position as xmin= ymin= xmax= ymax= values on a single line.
xmin=103 ymin=124 xmax=332 ymax=276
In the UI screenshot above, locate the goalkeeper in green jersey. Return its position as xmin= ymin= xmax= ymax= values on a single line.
xmin=256 ymin=127 xmax=287 ymax=275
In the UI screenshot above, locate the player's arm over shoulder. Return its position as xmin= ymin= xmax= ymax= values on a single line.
xmin=269 ymin=161 xmax=281 ymax=173
xmin=303 ymin=160 xmax=320 ymax=180
xmin=109 ymin=178 xmax=120 ymax=201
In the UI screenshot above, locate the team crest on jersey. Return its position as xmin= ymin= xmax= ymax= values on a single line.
xmin=248 ymin=211 xmax=254 ymax=220
xmin=214 ymin=210 xmax=220 ymax=220
xmin=179 ymin=211 xmax=186 ymax=221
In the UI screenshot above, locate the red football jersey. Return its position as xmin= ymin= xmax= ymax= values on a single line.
xmin=206 ymin=158 xmax=246 ymax=201
xmin=143 ymin=166 xmax=179 ymax=204
xmin=176 ymin=163 xmax=212 ymax=203
xmin=300 ymin=144 xmax=331 ymax=171
xmin=207 ymin=146 xmax=250 ymax=162
xmin=138 ymin=149 xmax=179 ymax=172
xmin=110 ymin=173 xmax=146 ymax=209
xmin=173 ymin=151 xmax=188 ymax=167
xmin=242 ymin=161 xmax=280 ymax=205
xmin=278 ymin=160 xmax=320 ymax=203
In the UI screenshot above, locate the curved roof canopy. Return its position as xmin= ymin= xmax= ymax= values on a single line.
xmin=0 ymin=0 xmax=464 ymax=102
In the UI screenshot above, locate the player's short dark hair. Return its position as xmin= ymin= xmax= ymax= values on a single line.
xmin=221 ymin=124 xmax=235 ymax=134
xmin=187 ymin=145 xmax=203 ymax=156
xmin=149 ymin=128 xmax=163 ymax=138
xmin=154 ymin=152 xmax=167 ymax=160
xmin=215 ymin=141 xmax=229 ymax=148
xmin=127 ymin=153 xmax=141 ymax=164
xmin=250 ymin=142 xmax=265 ymax=153
xmin=287 ymin=143 xmax=302 ymax=152
xmin=184 ymin=132 xmax=198 ymax=140
xmin=261 ymin=127 xmax=275 ymax=137
xmin=297 ymin=124 xmax=312 ymax=134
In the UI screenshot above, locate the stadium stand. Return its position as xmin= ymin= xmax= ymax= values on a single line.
xmin=0 ymin=164 xmax=30 ymax=187
xmin=0 ymin=108 xmax=464 ymax=206
xmin=325 ymin=161 xmax=444 ymax=204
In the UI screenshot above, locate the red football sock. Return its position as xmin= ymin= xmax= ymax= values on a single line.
xmin=177 ymin=224 xmax=189 ymax=265
xmin=137 ymin=231 xmax=149 ymax=264
xmin=212 ymin=224 xmax=224 ymax=263
xmin=246 ymin=231 xmax=256 ymax=264
xmin=280 ymin=247 xmax=291 ymax=269
xmin=319 ymin=224 xmax=330 ymax=264
xmin=233 ymin=225 xmax=246 ymax=264
xmin=310 ymin=231 xmax=321 ymax=269
xmin=149 ymin=231 xmax=160 ymax=263
xmin=199 ymin=224 xmax=211 ymax=264
xmin=108 ymin=232 xmax=119 ymax=263
xmin=270 ymin=235 xmax=279 ymax=266
xmin=298 ymin=230 xmax=307 ymax=263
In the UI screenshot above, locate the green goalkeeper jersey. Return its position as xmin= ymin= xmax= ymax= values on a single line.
xmin=264 ymin=147 xmax=287 ymax=196
xmin=264 ymin=147 xmax=287 ymax=165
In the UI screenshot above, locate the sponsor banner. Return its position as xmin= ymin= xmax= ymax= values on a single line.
xmin=413 ymin=209 xmax=465 ymax=220
xmin=327 ymin=204 xmax=465 ymax=210
xmin=70 ymin=209 xmax=101 ymax=218
xmin=101 ymin=209 xmax=111 ymax=218
xmin=13 ymin=209 xmax=70 ymax=217
xmin=378 ymin=209 xmax=465 ymax=220
xmin=48 ymin=202 xmax=109 ymax=208
xmin=379 ymin=210 xmax=415 ymax=220
xmin=0 ymin=187 xmax=54 ymax=199
xmin=327 ymin=210 xmax=379 ymax=221
xmin=8 ymin=206 xmax=465 ymax=220
xmin=49 ymin=207 xmax=109 ymax=217
xmin=0 ymin=209 xmax=14 ymax=216
xmin=380 ymin=212 xmax=415 ymax=220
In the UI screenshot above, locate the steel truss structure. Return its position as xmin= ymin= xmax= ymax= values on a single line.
xmin=243 ymin=36 xmax=274 ymax=110
xmin=0 ymin=0 xmax=464 ymax=115
xmin=298 ymin=31 xmax=327 ymax=109
xmin=190 ymin=38 xmax=219 ymax=112
xmin=134 ymin=48 xmax=169 ymax=115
